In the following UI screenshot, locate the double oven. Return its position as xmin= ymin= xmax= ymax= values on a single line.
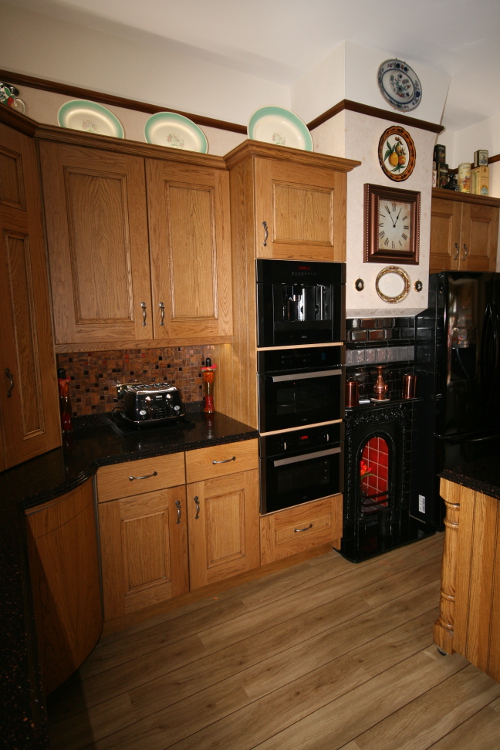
xmin=256 ymin=259 xmax=345 ymax=514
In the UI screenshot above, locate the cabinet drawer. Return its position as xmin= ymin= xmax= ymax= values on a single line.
xmin=185 ymin=439 xmax=258 ymax=483
xmin=260 ymin=494 xmax=342 ymax=565
xmin=97 ymin=453 xmax=185 ymax=502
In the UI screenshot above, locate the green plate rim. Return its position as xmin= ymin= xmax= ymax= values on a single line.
xmin=247 ymin=105 xmax=313 ymax=151
xmin=57 ymin=99 xmax=125 ymax=138
xmin=144 ymin=112 xmax=208 ymax=153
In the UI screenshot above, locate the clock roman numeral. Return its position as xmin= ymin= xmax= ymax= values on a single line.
xmin=379 ymin=231 xmax=385 ymax=239
xmin=403 ymin=225 xmax=410 ymax=230
xmin=402 ymin=232 xmax=408 ymax=240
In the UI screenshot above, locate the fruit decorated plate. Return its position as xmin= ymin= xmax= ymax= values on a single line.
xmin=144 ymin=112 xmax=208 ymax=152
xmin=248 ymin=106 xmax=313 ymax=151
xmin=377 ymin=59 xmax=422 ymax=112
xmin=57 ymin=100 xmax=125 ymax=137
xmin=378 ymin=126 xmax=416 ymax=182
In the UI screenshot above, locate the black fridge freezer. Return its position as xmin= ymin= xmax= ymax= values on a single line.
xmin=415 ymin=271 xmax=500 ymax=527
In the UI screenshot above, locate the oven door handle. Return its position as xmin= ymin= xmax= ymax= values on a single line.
xmin=273 ymin=446 xmax=341 ymax=467
xmin=271 ymin=369 xmax=342 ymax=383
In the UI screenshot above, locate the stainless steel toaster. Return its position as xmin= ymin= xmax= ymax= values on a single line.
xmin=117 ymin=381 xmax=186 ymax=425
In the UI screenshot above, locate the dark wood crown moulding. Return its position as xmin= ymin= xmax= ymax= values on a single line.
xmin=1 ymin=69 xmax=445 ymax=139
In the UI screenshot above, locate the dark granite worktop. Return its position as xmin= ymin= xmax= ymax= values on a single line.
xmin=441 ymin=455 xmax=500 ymax=501
xmin=0 ymin=410 xmax=257 ymax=748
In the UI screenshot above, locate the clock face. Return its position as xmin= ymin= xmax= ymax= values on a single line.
xmin=378 ymin=199 xmax=412 ymax=252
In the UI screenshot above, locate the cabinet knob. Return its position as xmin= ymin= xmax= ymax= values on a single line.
xmin=294 ymin=523 xmax=313 ymax=533
xmin=453 ymin=243 xmax=460 ymax=260
xmin=128 ymin=470 xmax=158 ymax=481
xmin=262 ymin=221 xmax=269 ymax=247
xmin=159 ymin=302 xmax=165 ymax=326
xmin=140 ymin=301 xmax=147 ymax=326
xmin=462 ymin=244 xmax=469 ymax=261
xmin=175 ymin=500 xmax=181 ymax=524
xmin=212 ymin=456 xmax=236 ymax=465
xmin=194 ymin=495 xmax=200 ymax=519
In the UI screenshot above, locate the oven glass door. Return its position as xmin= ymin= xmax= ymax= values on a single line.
xmin=260 ymin=445 xmax=341 ymax=513
xmin=259 ymin=368 xmax=342 ymax=433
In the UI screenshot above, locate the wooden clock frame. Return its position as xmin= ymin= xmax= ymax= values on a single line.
xmin=364 ymin=183 xmax=420 ymax=265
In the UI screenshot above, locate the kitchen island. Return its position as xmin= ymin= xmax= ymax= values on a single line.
xmin=0 ymin=409 xmax=257 ymax=749
xmin=434 ymin=456 xmax=500 ymax=683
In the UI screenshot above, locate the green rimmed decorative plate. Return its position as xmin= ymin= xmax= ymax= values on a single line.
xmin=248 ymin=106 xmax=313 ymax=151
xmin=57 ymin=100 xmax=124 ymax=138
xmin=144 ymin=112 xmax=208 ymax=153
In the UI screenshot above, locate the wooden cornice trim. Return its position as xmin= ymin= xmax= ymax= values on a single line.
xmin=223 ymin=139 xmax=361 ymax=172
xmin=307 ymin=99 xmax=444 ymax=134
xmin=0 ymin=68 xmax=247 ymax=135
xmin=432 ymin=187 xmax=500 ymax=207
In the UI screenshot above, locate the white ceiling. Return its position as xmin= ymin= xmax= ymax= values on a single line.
xmin=5 ymin=0 xmax=500 ymax=131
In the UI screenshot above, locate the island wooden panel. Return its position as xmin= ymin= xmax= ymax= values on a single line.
xmin=434 ymin=477 xmax=500 ymax=683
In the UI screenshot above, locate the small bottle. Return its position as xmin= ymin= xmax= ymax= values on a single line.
xmin=57 ymin=368 xmax=73 ymax=432
xmin=201 ymin=358 xmax=217 ymax=414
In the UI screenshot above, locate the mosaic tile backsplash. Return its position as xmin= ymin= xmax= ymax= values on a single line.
xmin=57 ymin=346 xmax=215 ymax=417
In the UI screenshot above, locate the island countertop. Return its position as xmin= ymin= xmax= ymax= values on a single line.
xmin=441 ymin=454 xmax=500 ymax=502
xmin=0 ymin=410 xmax=258 ymax=748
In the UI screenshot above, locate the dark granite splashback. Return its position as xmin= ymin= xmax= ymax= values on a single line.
xmin=56 ymin=345 xmax=215 ymax=418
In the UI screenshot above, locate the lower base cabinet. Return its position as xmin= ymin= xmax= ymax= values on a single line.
xmin=97 ymin=439 xmax=260 ymax=621
xmin=260 ymin=495 xmax=343 ymax=565
xmin=25 ymin=479 xmax=102 ymax=695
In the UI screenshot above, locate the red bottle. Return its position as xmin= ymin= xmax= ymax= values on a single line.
xmin=201 ymin=358 xmax=217 ymax=414
xmin=57 ymin=368 xmax=73 ymax=432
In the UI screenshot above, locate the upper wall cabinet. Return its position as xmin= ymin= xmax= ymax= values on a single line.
xmin=39 ymin=138 xmax=232 ymax=350
xmin=430 ymin=189 xmax=500 ymax=273
xmin=224 ymin=141 xmax=360 ymax=263
xmin=0 ymin=122 xmax=60 ymax=470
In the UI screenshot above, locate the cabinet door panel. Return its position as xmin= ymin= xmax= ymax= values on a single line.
xmin=254 ymin=159 xmax=345 ymax=261
xmin=187 ymin=469 xmax=260 ymax=589
xmin=146 ymin=160 xmax=232 ymax=343
xmin=99 ymin=485 xmax=188 ymax=621
xmin=0 ymin=124 xmax=60 ymax=469
xmin=461 ymin=202 xmax=498 ymax=271
xmin=40 ymin=142 xmax=152 ymax=343
xmin=429 ymin=198 xmax=461 ymax=272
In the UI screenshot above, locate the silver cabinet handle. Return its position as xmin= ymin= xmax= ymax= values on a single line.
xmin=274 ymin=446 xmax=341 ymax=468
xmin=262 ymin=221 xmax=268 ymax=246
xmin=129 ymin=470 xmax=158 ymax=481
xmin=140 ymin=301 xmax=147 ymax=326
xmin=175 ymin=500 xmax=181 ymax=524
xmin=159 ymin=302 xmax=165 ymax=326
xmin=453 ymin=243 xmax=460 ymax=260
xmin=462 ymin=244 xmax=469 ymax=261
xmin=271 ymin=369 xmax=342 ymax=383
xmin=5 ymin=368 xmax=14 ymax=398
xmin=212 ymin=456 xmax=236 ymax=465
xmin=294 ymin=524 xmax=313 ymax=533
xmin=194 ymin=495 xmax=200 ymax=519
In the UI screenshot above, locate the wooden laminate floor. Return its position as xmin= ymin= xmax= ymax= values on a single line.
xmin=46 ymin=534 xmax=500 ymax=749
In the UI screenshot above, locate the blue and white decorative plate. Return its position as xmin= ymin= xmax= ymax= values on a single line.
xmin=144 ymin=113 xmax=208 ymax=153
xmin=248 ymin=106 xmax=313 ymax=151
xmin=377 ymin=59 xmax=422 ymax=112
xmin=57 ymin=100 xmax=124 ymax=137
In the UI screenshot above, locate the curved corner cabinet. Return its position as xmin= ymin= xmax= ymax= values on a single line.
xmin=24 ymin=478 xmax=102 ymax=695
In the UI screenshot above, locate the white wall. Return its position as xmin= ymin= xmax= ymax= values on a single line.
xmin=0 ymin=2 xmax=289 ymax=125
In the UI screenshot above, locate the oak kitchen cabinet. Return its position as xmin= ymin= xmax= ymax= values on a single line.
xmin=260 ymin=494 xmax=343 ymax=565
xmin=0 ymin=122 xmax=60 ymax=470
xmin=24 ymin=478 xmax=102 ymax=695
xmin=430 ymin=188 xmax=500 ymax=273
xmin=97 ymin=438 xmax=259 ymax=622
xmin=39 ymin=137 xmax=232 ymax=351
xmin=215 ymin=140 xmax=359 ymax=429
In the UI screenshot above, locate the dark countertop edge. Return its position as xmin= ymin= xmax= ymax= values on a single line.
xmin=440 ymin=461 xmax=500 ymax=501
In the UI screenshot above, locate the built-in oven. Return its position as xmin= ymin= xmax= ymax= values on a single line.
xmin=258 ymin=346 xmax=343 ymax=434
xmin=260 ymin=423 xmax=343 ymax=513
xmin=256 ymin=259 xmax=345 ymax=347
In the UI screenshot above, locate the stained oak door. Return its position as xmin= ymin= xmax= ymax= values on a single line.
xmin=145 ymin=159 xmax=233 ymax=343
xmin=0 ymin=122 xmax=60 ymax=469
xmin=39 ymin=142 xmax=152 ymax=345
xmin=253 ymin=157 xmax=347 ymax=262
xmin=186 ymin=468 xmax=260 ymax=590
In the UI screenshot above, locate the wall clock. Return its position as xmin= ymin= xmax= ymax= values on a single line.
xmin=364 ymin=183 xmax=420 ymax=265
xmin=378 ymin=126 xmax=416 ymax=181
xmin=377 ymin=59 xmax=422 ymax=112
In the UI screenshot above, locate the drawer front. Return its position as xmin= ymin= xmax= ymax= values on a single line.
xmin=260 ymin=494 xmax=342 ymax=565
xmin=97 ymin=452 xmax=186 ymax=502
xmin=185 ymin=439 xmax=259 ymax=483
